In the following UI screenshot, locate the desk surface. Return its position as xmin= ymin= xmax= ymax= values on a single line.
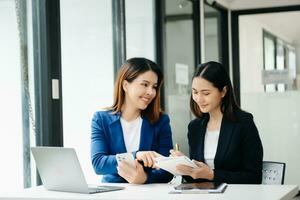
xmin=0 ymin=184 xmax=298 ymax=200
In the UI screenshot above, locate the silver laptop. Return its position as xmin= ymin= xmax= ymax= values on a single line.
xmin=31 ymin=147 xmax=124 ymax=194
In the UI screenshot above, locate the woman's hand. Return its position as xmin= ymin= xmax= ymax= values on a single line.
xmin=169 ymin=149 xmax=185 ymax=157
xmin=117 ymin=160 xmax=147 ymax=184
xmin=176 ymin=160 xmax=214 ymax=180
xmin=136 ymin=151 xmax=161 ymax=168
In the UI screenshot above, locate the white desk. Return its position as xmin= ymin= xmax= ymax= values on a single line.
xmin=0 ymin=184 xmax=298 ymax=200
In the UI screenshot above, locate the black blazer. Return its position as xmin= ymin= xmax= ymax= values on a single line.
xmin=184 ymin=110 xmax=263 ymax=184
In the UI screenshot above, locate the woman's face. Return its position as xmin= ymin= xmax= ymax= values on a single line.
xmin=192 ymin=77 xmax=226 ymax=114
xmin=123 ymin=70 xmax=158 ymax=111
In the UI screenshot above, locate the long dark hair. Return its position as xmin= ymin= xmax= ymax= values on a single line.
xmin=190 ymin=61 xmax=240 ymax=121
xmin=107 ymin=57 xmax=163 ymax=124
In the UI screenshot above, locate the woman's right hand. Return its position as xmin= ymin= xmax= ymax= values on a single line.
xmin=169 ymin=149 xmax=185 ymax=157
xmin=117 ymin=160 xmax=147 ymax=184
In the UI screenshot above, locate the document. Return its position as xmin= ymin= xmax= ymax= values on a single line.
xmin=170 ymin=182 xmax=227 ymax=194
xmin=155 ymin=156 xmax=198 ymax=175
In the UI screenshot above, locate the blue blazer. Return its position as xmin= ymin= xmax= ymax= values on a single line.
xmin=184 ymin=110 xmax=263 ymax=184
xmin=91 ymin=110 xmax=174 ymax=183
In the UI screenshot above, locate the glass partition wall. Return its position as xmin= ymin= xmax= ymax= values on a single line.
xmin=164 ymin=0 xmax=196 ymax=156
xmin=162 ymin=1 xmax=228 ymax=155
xmin=239 ymin=11 xmax=300 ymax=186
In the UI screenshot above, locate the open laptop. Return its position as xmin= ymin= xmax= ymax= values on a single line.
xmin=31 ymin=147 xmax=124 ymax=194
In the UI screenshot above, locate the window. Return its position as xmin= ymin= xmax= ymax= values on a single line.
xmin=276 ymin=39 xmax=286 ymax=92
xmin=126 ymin=0 xmax=155 ymax=60
xmin=164 ymin=0 xmax=195 ymax=155
xmin=204 ymin=4 xmax=220 ymax=62
xmin=262 ymin=30 xmax=296 ymax=92
xmin=263 ymin=31 xmax=276 ymax=92
xmin=60 ymin=0 xmax=114 ymax=184
xmin=0 ymin=0 xmax=23 ymax=191
xmin=203 ymin=3 xmax=228 ymax=70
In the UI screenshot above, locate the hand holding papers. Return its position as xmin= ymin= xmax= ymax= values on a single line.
xmin=155 ymin=156 xmax=198 ymax=175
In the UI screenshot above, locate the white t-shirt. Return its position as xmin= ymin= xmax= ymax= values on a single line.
xmin=204 ymin=129 xmax=220 ymax=169
xmin=120 ymin=116 xmax=142 ymax=152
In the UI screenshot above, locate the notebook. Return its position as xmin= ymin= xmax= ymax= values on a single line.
xmin=31 ymin=147 xmax=124 ymax=194
xmin=155 ymin=156 xmax=198 ymax=175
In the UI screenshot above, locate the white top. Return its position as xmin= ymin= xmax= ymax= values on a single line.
xmin=204 ymin=129 xmax=220 ymax=169
xmin=120 ymin=116 xmax=142 ymax=152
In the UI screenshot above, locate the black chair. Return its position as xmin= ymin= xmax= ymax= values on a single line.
xmin=262 ymin=161 xmax=286 ymax=185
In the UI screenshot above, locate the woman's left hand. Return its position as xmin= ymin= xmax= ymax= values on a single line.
xmin=176 ymin=160 xmax=214 ymax=180
xmin=117 ymin=160 xmax=147 ymax=184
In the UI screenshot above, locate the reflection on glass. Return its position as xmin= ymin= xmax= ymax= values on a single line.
xmin=204 ymin=4 xmax=220 ymax=62
xmin=288 ymin=49 xmax=296 ymax=83
xmin=126 ymin=0 xmax=155 ymax=60
xmin=165 ymin=19 xmax=194 ymax=156
xmin=264 ymin=36 xmax=276 ymax=92
xmin=166 ymin=0 xmax=193 ymax=15
xmin=276 ymin=39 xmax=285 ymax=92
xmin=287 ymin=46 xmax=296 ymax=90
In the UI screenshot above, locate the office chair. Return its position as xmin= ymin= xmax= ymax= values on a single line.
xmin=262 ymin=161 xmax=286 ymax=185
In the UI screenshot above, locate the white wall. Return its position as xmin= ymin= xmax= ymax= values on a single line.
xmin=239 ymin=15 xmax=300 ymax=186
xmin=242 ymin=92 xmax=300 ymax=185
xmin=239 ymin=17 xmax=264 ymax=94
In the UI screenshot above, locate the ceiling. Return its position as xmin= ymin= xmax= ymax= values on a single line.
xmin=215 ymin=0 xmax=300 ymax=10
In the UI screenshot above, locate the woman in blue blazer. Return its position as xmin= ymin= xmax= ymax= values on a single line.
xmin=171 ymin=61 xmax=263 ymax=184
xmin=91 ymin=57 xmax=173 ymax=184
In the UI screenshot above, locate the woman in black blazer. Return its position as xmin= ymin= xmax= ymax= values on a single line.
xmin=171 ymin=61 xmax=263 ymax=184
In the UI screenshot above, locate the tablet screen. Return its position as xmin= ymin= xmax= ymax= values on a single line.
xmin=174 ymin=182 xmax=223 ymax=190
